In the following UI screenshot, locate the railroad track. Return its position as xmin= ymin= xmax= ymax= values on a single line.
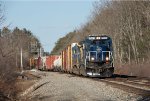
xmin=100 ymin=75 xmax=150 ymax=89
xmin=90 ymin=75 xmax=150 ymax=98
xmin=66 ymin=73 xmax=150 ymax=98
xmin=40 ymin=70 xmax=150 ymax=99
xmin=100 ymin=79 xmax=150 ymax=91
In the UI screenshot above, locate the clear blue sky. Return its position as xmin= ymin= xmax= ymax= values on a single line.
xmin=3 ymin=0 xmax=95 ymax=52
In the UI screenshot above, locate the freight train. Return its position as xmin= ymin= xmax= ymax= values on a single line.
xmin=30 ymin=35 xmax=114 ymax=77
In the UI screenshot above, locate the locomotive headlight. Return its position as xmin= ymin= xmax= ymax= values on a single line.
xmin=91 ymin=57 xmax=95 ymax=61
xmin=96 ymin=37 xmax=101 ymax=39
xmin=106 ymin=57 xmax=109 ymax=61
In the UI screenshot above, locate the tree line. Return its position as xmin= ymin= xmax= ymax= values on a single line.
xmin=0 ymin=27 xmax=41 ymax=100
xmin=52 ymin=0 xmax=150 ymax=65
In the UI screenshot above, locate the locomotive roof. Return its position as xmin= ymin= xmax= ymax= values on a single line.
xmin=88 ymin=35 xmax=111 ymax=38
xmin=78 ymin=35 xmax=112 ymax=44
xmin=86 ymin=35 xmax=111 ymax=41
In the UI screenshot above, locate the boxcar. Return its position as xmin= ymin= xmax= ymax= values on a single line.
xmin=53 ymin=56 xmax=61 ymax=71
xmin=29 ymin=57 xmax=35 ymax=69
xmin=61 ymin=43 xmax=76 ymax=73
xmin=36 ymin=56 xmax=47 ymax=70
xmin=46 ymin=55 xmax=59 ymax=71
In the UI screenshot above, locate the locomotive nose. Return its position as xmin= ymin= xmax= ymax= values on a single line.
xmin=89 ymin=46 xmax=111 ymax=62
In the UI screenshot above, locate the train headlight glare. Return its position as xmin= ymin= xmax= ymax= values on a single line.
xmin=106 ymin=57 xmax=109 ymax=61
xmin=91 ymin=57 xmax=95 ymax=61
xmin=96 ymin=37 xmax=101 ymax=39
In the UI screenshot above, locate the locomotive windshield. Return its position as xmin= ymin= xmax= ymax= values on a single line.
xmin=91 ymin=39 xmax=111 ymax=48
xmin=92 ymin=40 xmax=107 ymax=46
xmin=84 ymin=36 xmax=113 ymax=51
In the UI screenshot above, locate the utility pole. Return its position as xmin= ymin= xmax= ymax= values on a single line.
xmin=0 ymin=29 xmax=1 ymax=37
xmin=40 ymin=47 xmax=41 ymax=57
xmin=21 ymin=47 xmax=23 ymax=73
xmin=16 ymin=53 xmax=18 ymax=68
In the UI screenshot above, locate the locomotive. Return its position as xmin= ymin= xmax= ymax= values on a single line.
xmin=61 ymin=35 xmax=114 ymax=77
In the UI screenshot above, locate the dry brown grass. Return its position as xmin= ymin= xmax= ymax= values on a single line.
xmin=0 ymin=80 xmax=18 ymax=101
xmin=115 ymin=62 xmax=150 ymax=78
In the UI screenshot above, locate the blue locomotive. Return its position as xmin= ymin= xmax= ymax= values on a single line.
xmin=72 ymin=35 xmax=114 ymax=77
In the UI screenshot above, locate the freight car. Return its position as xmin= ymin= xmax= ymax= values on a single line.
xmin=53 ymin=56 xmax=62 ymax=71
xmin=29 ymin=57 xmax=39 ymax=69
xmin=29 ymin=55 xmax=59 ymax=71
xmin=45 ymin=55 xmax=59 ymax=71
xmin=29 ymin=57 xmax=35 ymax=69
xmin=61 ymin=35 xmax=114 ymax=77
xmin=36 ymin=56 xmax=47 ymax=70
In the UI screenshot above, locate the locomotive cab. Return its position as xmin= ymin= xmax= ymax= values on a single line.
xmin=86 ymin=36 xmax=113 ymax=63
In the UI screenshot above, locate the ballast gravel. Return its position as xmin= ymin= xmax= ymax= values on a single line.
xmin=28 ymin=71 xmax=143 ymax=101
